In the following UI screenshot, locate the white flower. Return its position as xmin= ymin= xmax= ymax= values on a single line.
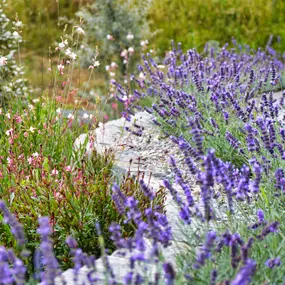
xmin=56 ymin=108 xmax=61 ymax=114
xmin=0 ymin=56 xmax=7 ymax=66
xmin=32 ymin=99 xmax=40 ymax=103
xmin=67 ymin=113 xmax=74 ymax=120
xmin=70 ymin=52 xmax=77 ymax=60
xmin=93 ymin=61 xmax=100 ymax=67
xmin=105 ymin=65 xmax=110 ymax=71
xmin=57 ymin=63 xmax=64 ymax=74
xmin=110 ymin=72 xmax=115 ymax=77
xmin=120 ymin=49 xmax=128 ymax=57
xmin=110 ymin=62 xmax=117 ymax=68
xmin=58 ymin=42 xmax=65 ymax=49
xmin=83 ymin=113 xmax=89 ymax=119
xmin=5 ymin=128 xmax=13 ymax=136
xmin=158 ymin=65 xmax=165 ymax=69
xmin=76 ymin=27 xmax=85 ymax=35
xmin=32 ymin=152 xmax=39 ymax=157
xmin=121 ymin=95 xmax=128 ymax=102
xmin=13 ymin=31 xmax=21 ymax=40
xmin=15 ymin=21 xmax=22 ymax=27
xmin=128 ymin=47 xmax=134 ymax=54
xmin=106 ymin=34 xmax=113 ymax=40
xmin=51 ymin=168 xmax=58 ymax=176
xmin=139 ymin=72 xmax=146 ymax=80
xmin=29 ymin=126 xmax=36 ymax=133
xmin=28 ymin=104 xmax=34 ymax=110
xmin=6 ymin=113 xmax=10 ymax=119
xmin=126 ymin=33 xmax=134 ymax=40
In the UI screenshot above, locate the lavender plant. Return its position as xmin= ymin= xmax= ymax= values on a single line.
xmin=113 ymin=40 xmax=285 ymax=283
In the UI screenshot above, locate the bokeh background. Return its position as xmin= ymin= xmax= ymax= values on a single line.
xmin=5 ymin=0 xmax=285 ymax=105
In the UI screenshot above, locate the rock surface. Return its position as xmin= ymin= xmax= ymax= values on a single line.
xmin=56 ymin=112 xmax=196 ymax=284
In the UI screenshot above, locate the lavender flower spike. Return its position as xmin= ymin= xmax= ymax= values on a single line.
xmin=0 ymin=201 xmax=26 ymax=246
xmin=37 ymin=217 xmax=61 ymax=285
xmin=231 ymin=259 xmax=256 ymax=285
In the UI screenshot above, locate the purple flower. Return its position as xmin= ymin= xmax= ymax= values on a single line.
xmin=163 ymin=262 xmax=175 ymax=285
xmin=210 ymin=269 xmax=218 ymax=285
xmin=37 ymin=217 xmax=61 ymax=285
xmin=257 ymin=209 xmax=265 ymax=223
xmin=0 ymin=201 xmax=26 ymax=246
xmin=265 ymin=257 xmax=281 ymax=268
xmin=231 ymin=259 xmax=256 ymax=285
xmin=258 ymin=221 xmax=279 ymax=240
xmin=194 ymin=231 xmax=217 ymax=268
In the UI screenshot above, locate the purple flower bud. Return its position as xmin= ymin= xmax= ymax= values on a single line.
xmin=231 ymin=259 xmax=256 ymax=285
xmin=265 ymin=257 xmax=281 ymax=268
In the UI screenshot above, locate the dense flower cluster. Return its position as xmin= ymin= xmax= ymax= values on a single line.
xmin=113 ymin=39 xmax=285 ymax=283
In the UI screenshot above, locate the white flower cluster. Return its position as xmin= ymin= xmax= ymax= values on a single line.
xmin=0 ymin=1 xmax=29 ymax=104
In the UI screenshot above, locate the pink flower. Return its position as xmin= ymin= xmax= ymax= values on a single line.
xmin=128 ymin=47 xmax=134 ymax=54
xmin=56 ymin=96 xmax=63 ymax=102
xmin=65 ymin=165 xmax=72 ymax=172
xmin=5 ymin=128 xmax=14 ymax=136
xmin=14 ymin=115 xmax=22 ymax=124
xmin=24 ymin=132 xmax=28 ymax=137
xmin=0 ymin=56 xmax=7 ymax=66
xmin=111 ymin=102 xmax=118 ymax=110
xmin=51 ymin=168 xmax=58 ymax=176
xmin=120 ymin=49 xmax=128 ymax=57
xmin=27 ymin=157 xmax=33 ymax=165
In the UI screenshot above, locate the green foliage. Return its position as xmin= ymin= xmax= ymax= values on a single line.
xmin=149 ymin=0 xmax=285 ymax=53
xmin=0 ymin=0 xmax=29 ymax=106
xmin=0 ymin=97 xmax=166 ymax=273
xmin=6 ymin=0 xmax=87 ymax=52
xmin=76 ymin=0 xmax=152 ymax=82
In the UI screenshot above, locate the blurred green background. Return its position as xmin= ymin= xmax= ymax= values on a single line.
xmin=5 ymin=0 xmax=285 ymax=92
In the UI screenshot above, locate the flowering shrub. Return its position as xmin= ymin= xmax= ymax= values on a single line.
xmin=113 ymin=41 xmax=285 ymax=283
xmin=0 ymin=96 xmax=166 ymax=277
xmin=76 ymin=0 xmax=153 ymax=87
xmin=0 ymin=0 xmax=29 ymax=107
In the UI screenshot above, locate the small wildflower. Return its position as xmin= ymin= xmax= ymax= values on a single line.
xmin=58 ymin=42 xmax=65 ymax=49
xmin=51 ymin=169 xmax=58 ymax=176
xmin=57 ymin=63 xmax=64 ymax=75
xmin=83 ymin=113 xmax=89 ymax=119
xmin=65 ymin=165 xmax=72 ymax=172
xmin=67 ymin=113 xmax=74 ymax=120
xmin=29 ymin=126 xmax=36 ymax=133
xmin=121 ymin=49 xmax=128 ymax=57
xmin=93 ymin=60 xmax=100 ymax=67
xmin=5 ymin=128 xmax=13 ymax=136
xmin=76 ymin=27 xmax=85 ymax=35
xmin=128 ymin=47 xmax=135 ymax=54
xmin=32 ymin=152 xmax=39 ymax=158
xmin=265 ymin=257 xmax=281 ymax=268
xmin=110 ymin=62 xmax=117 ymax=68
xmin=106 ymin=34 xmax=114 ymax=40
xmin=0 ymin=56 xmax=7 ymax=66
xmin=12 ymin=31 xmax=21 ymax=40
xmin=127 ymin=33 xmax=134 ymax=40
